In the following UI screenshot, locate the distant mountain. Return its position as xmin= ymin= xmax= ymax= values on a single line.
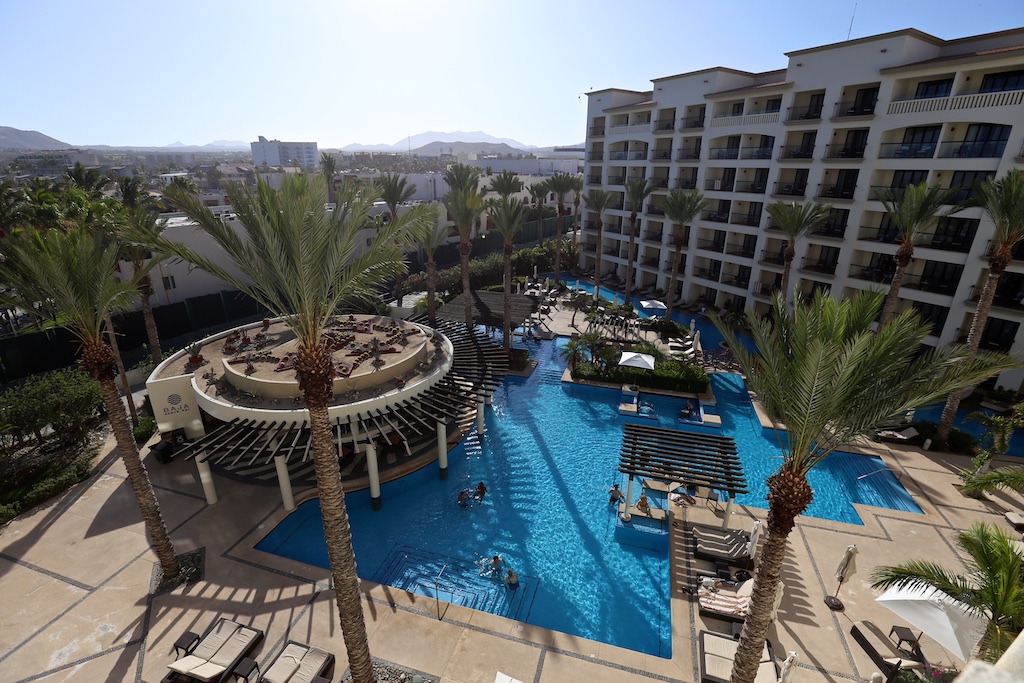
xmin=0 ymin=126 xmax=71 ymax=150
xmin=164 ymin=141 xmax=187 ymax=147
xmin=343 ymin=130 xmax=534 ymax=153
xmin=410 ymin=141 xmax=523 ymax=156
xmin=204 ymin=140 xmax=249 ymax=150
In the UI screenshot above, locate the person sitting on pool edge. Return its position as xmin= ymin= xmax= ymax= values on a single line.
xmin=474 ymin=481 xmax=488 ymax=502
xmin=608 ymin=483 xmax=625 ymax=507
xmin=505 ymin=568 xmax=519 ymax=590
xmin=636 ymin=494 xmax=652 ymax=515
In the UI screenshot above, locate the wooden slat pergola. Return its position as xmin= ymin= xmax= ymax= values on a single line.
xmin=618 ymin=423 xmax=748 ymax=497
xmin=434 ymin=290 xmax=538 ymax=330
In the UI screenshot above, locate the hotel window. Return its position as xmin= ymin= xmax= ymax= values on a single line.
xmin=162 ymin=275 xmax=176 ymax=290
xmin=911 ymin=302 xmax=949 ymax=332
xmin=731 ymin=102 xmax=744 ymax=116
xmin=949 ymin=170 xmax=995 ymax=202
xmin=980 ymin=69 xmax=1024 ymax=93
xmin=914 ymin=78 xmax=953 ymax=99
xmin=765 ymin=98 xmax=782 ymax=113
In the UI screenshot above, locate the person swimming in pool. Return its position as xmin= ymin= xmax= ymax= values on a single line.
xmin=505 ymin=568 xmax=519 ymax=590
xmin=457 ymin=490 xmax=472 ymax=508
xmin=608 ymin=483 xmax=625 ymax=506
xmin=474 ymin=481 xmax=488 ymax=501
xmin=488 ymin=555 xmax=504 ymax=577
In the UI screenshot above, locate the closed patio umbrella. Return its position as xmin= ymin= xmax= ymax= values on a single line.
xmin=876 ymin=584 xmax=985 ymax=661
xmin=777 ymin=651 xmax=799 ymax=683
xmin=618 ymin=351 xmax=656 ymax=371
xmin=745 ymin=520 xmax=762 ymax=561
xmin=825 ymin=544 xmax=857 ymax=611
xmin=770 ymin=580 xmax=786 ymax=621
xmin=641 ymin=299 xmax=667 ymax=310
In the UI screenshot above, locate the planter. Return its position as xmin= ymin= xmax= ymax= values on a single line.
xmin=262 ymin=319 xmax=271 ymax=329
xmin=188 ymin=355 xmax=204 ymax=365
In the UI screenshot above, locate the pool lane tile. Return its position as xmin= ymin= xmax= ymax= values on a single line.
xmin=440 ymin=628 xmax=541 ymax=683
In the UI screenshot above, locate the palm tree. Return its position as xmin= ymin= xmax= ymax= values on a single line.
xmin=140 ymin=175 xmax=435 ymax=683
xmin=546 ymin=173 xmax=577 ymax=287
xmin=321 ymin=152 xmax=337 ymax=205
xmin=938 ymin=169 xmax=1024 ymax=447
xmin=624 ymin=179 xmax=654 ymax=304
xmin=408 ymin=212 xmax=446 ymax=323
xmin=443 ymin=162 xmax=481 ymax=194
xmin=569 ymin=174 xmax=585 ymax=268
xmin=65 ymin=162 xmax=110 ymax=198
xmin=118 ymin=207 xmax=166 ymax=364
xmin=764 ymin=200 xmax=832 ymax=307
xmin=0 ymin=180 xmax=28 ymax=234
xmin=166 ymin=175 xmax=199 ymax=196
xmin=713 ymin=290 xmax=1019 ymax=683
xmin=875 ymin=183 xmax=960 ymax=327
xmin=661 ymin=189 xmax=706 ymax=320
xmin=116 ymin=176 xmax=151 ymax=209
xmin=559 ymin=337 xmax=586 ymax=370
xmin=528 ymin=180 xmax=549 ymax=223
xmin=0 ymin=227 xmax=181 ymax=580
xmin=487 ymin=196 xmax=528 ymax=352
xmin=442 ymin=186 xmax=486 ymax=326
xmin=379 ymin=173 xmax=418 ymax=307
xmin=962 ymin=466 xmax=1024 ymax=497
xmin=568 ymin=292 xmax=590 ymax=328
xmin=487 ymin=170 xmax=523 ymax=199
xmin=872 ymin=523 xmax=1024 ymax=662
xmin=583 ymin=190 xmax=615 ymax=301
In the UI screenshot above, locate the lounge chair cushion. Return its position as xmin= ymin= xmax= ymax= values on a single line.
xmin=699 ymin=581 xmax=752 ymax=618
xmin=209 ymin=626 xmax=259 ymax=667
xmin=191 ymin=620 xmax=241 ymax=660
xmin=294 ymin=647 xmax=332 ymax=682
xmin=1005 ymin=512 xmax=1024 ymax=529
xmin=700 ymin=631 xmax=776 ymax=683
xmin=878 ymin=427 xmax=919 ymax=441
xmin=263 ymin=643 xmax=306 ymax=683
xmin=701 ymin=630 xmax=769 ymax=662
xmin=186 ymin=660 xmax=229 ymax=682
xmin=168 ymin=654 xmax=209 ymax=675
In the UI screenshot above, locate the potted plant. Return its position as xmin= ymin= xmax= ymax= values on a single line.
xmin=262 ymin=318 xmax=271 ymax=330
xmin=186 ymin=342 xmax=204 ymax=365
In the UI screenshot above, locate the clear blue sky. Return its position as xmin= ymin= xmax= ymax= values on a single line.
xmin=3 ymin=0 xmax=1022 ymax=149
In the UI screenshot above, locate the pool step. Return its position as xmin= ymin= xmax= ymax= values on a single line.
xmin=374 ymin=544 xmax=538 ymax=622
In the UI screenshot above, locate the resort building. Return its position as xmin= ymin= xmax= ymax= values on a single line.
xmin=582 ymin=26 xmax=1024 ymax=389
xmin=251 ymin=135 xmax=320 ymax=168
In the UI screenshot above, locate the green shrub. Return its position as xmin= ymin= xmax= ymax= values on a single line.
xmin=0 ymin=502 xmax=19 ymax=525
xmin=572 ymin=360 xmax=709 ymax=393
xmin=910 ymin=421 xmax=977 ymax=455
xmin=0 ymin=368 xmax=102 ymax=444
xmin=133 ymin=416 xmax=157 ymax=444
xmin=2 ymin=458 xmax=92 ymax=523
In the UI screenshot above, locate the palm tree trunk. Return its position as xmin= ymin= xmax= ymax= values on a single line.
xmin=298 ymin=343 xmax=376 ymax=683
xmin=460 ymin=233 xmax=473 ymax=327
xmin=594 ymin=221 xmax=604 ymax=301
xmin=781 ymin=247 xmax=795 ymax=308
xmin=503 ymin=241 xmax=513 ymax=352
xmin=878 ymin=259 xmax=909 ymax=329
xmin=139 ymin=275 xmax=163 ymax=364
xmin=666 ymin=238 xmax=683 ymax=321
xmin=105 ymin=314 xmax=138 ymax=428
xmin=426 ymin=255 xmax=437 ymax=324
xmin=625 ymin=214 xmax=638 ymax=304
xmin=98 ymin=371 xmax=180 ymax=579
xmin=937 ymin=265 xmax=1004 ymax=446
xmin=553 ymin=202 xmax=563 ymax=285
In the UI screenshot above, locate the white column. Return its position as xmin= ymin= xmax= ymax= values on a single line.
xmin=274 ymin=454 xmax=295 ymax=511
xmin=485 ymin=391 xmax=493 ymax=406
xmin=195 ymin=456 xmax=218 ymax=505
xmin=476 ymin=394 xmax=485 ymax=435
xmin=365 ymin=441 xmax=381 ymax=510
xmin=621 ymin=475 xmax=634 ymax=522
xmin=436 ymin=420 xmax=448 ymax=479
xmin=721 ymin=493 xmax=734 ymax=530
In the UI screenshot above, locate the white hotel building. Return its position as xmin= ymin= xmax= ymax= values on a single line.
xmin=583 ymin=27 xmax=1024 ymax=388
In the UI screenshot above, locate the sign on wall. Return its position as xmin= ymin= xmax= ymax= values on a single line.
xmin=148 ymin=375 xmax=205 ymax=438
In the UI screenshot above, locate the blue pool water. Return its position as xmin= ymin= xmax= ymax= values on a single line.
xmin=913 ymin=403 xmax=1024 ymax=457
xmin=257 ymin=338 xmax=920 ymax=657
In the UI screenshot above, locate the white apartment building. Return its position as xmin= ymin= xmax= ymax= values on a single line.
xmin=583 ymin=26 xmax=1024 ymax=388
xmin=250 ymin=136 xmax=319 ymax=168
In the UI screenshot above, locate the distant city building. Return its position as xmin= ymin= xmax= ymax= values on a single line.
xmin=251 ymin=136 xmax=319 ymax=168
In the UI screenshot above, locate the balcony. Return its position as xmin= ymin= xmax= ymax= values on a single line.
xmin=582 ymin=243 xmax=596 ymax=253
xmin=877 ymin=142 xmax=936 ymax=159
xmin=720 ymin=273 xmax=751 ymax=288
xmin=650 ymin=149 xmax=674 ymax=161
xmin=859 ymin=225 xmax=899 ymax=243
xmin=643 ymin=230 xmax=664 ymax=242
xmin=735 ymin=181 xmax=767 ymax=194
xmin=641 ymin=256 xmax=661 ymax=267
xmin=705 ymin=178 xmax=735 ymax=192
xmin=628 ymin=151 xmax=648 ymax=160
xmin=942 ymin=187 xmax=978 ymax=204
xmin=817 ymin=184 xmax=856 ymax=200
xmin=833 ymin=100 xmax=877 ymax=118
xmin=602 ymin=247 xmax=618 ymax=256
xmin=607 ymin=175 xmax=626 ymax=186
xmin=587 ymin=151 xmax=603 ymax=161
xmin=608 ymin=151 xmax=628 ymax=160
xmin=586 ymin=175 xmax=602 ymax=185
xmin=680 ymin=116 xmax=705 ymax=130
xmin=936 ymin=140 xmax=1008 ymax=159
xmin=710 ymin=112 xmax=780 ymax=128
xmin=651 ymin=178 xmax=669 ymax=189
xmin=696 ymin=238 xmax=726 ymax=252
xmin=692 ymin=267 xmax=722 ymax=281
xmin=921 ymin=232 xmax=973 ymax=253
xmin=760 ymin=250 xmax=785 ymax=266
xmin=654 ymin=119 xmax=676 ymax=132
xmin=610 ymin=200 xmax=624 ymax=210
xmin=677 ymin=148 xmax=701 ymax=161
xmin=785 ymin=105 xmax=824 ymax=122
xmin=886 ymin=89 xmax=1024 ymax=116
xmin=902 ymin=272 xmax=961 ymax=296
xmin=730 ymin=212 xmax=762 ymax=227
xmin=589 ymin=126 xmax=606 ymax=136
xmin=676 ymin=178 xmax=698 ymax=190
xmin=772 ymin=182 xmax=807 ymax=197
xmin=604 ymin=223 xmax=623 ymax=234
xmin=800 ymin=256 xmax=839 ymax=275
xmin=739 ymin=146 xmax=775 ymax=160
xmin=701 ymin=211 xmax=729 ymax=224
xmin=868 ymin=185 xmax=908 ymax=201
xmin=709 ymin=147 xmax=740 ymax=160
xmin=824 ymin=145 xmax=866 ymax=160
xmin=584 ymin=221 xmax=599 ymax=231
xmin=849 ymin=264 xmax=892 ymax=284
xmin=810 ymin=222 xmax=847 ymax=239
xmin=753 ymin=282 xmax=782 ymax=299
xmin=646 ymin=204 xmax=665 ymax=217
xmin=726 ymin=243 xmax=756 ymax=258
xmin=774 ymin=145 xmax=815 ymax=159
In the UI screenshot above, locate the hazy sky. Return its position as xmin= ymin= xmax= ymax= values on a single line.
xmin=3 ymin=0 xmax=1022 ymax=149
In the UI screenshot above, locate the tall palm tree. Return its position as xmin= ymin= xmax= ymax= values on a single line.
xmin=569 ymin=174 xmax=585 ymax=256
xmin=528 ymin=180 xmax=549 ymax=222
xmin=624 ymin=179 xmax=655 ymax=304
xmin=140 ymin=175 xmax=435 ymax=683
xmin=487 ymin=196 xmax=527 ymax=352
xmin=487 ymin=170 xmax=523 ymax=199
xmin=321 ymin=152 xmax=337 ymax=205
xmin=764 ymin=200 xmax=832 ymax=307
xmin=547 ymin=172 xmax=577 ymax=286
xmin=442 ymin=186 xmax=486 ymax=326
xmin=379 ymin=173 xmax=418 ymax=307
xmin=116 ymin=176 xmax=151 ymax=209
xmin=872 ymin=523 xmax=1024 ymax=662
xmin=118 ymin=207 xmax=166 ymax=364
xmin=584 ymin=190 xmax=615 ymax=301
xmin=0 ymin=227 xmax=181 ymax=580
xmin=443 ymin=162 xmax=481 ymax=195
xmin=938 ymin=169 xmax=1024 ymax=447
xmin=408 ymin=212 xmax=446 ymax=324
xmin=875 ymin=183 xmax=960 ymax=328
xmin=713 ymin=290 xmax=1019 ymax=683
xmin=65 ymin=162 xmax=111 ymax=198
xmin=0 ymin=180 xmax=28 ymax=235
xmin=661 ymin=189 xmax=706 ymax=321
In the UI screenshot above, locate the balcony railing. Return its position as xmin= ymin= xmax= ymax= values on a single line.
xmin=785 ymin=105 xmax=824 ymax=121
xmin=628 ymin=151 xmax=647 ymax=160
xmin=701 ymin=211 xmax=729 ymax=223
xmin=643 ymin=230 xmax=663 ymax=242
xmin=903 ymin=271 xmax=961 ymax=295
xmin=651 ymin=178 xmax=669 ymax=189
xmin=626 ymin=175 xmax=646 ymax=182
xmin=677 ymin=148 xmax=701 ymax=160
xmin=709 ymin=147 xmax=740 ymax=160
xmin=772 ymin=182 xmax=807 ymax=197
xmin=942 ymin=187 xmax=977 ymax=204
xmin=726 ymin=243 xmax=757 ymax=258
xmin=922 ymin=232 xmax=973 ymax=253
xmin=739 ymin=147 xmax=774 ymax=160
xmin=705 ymin=178 xmax=735 ymax=191
xmin=589 ymin=126 xmax=606 ymax=136
xmin=602 ymin=247 xmax=618 ymax=255
xmin=607 ymin=175 xmax=626 ymax=185
xmin=650 ymin=149 xmax=673 ymax=161
xmin=720 ymin=273 xmax=751 ymax=288
xmin=824 ymin=145 xmax=866 ymax=160
xmin=868 ymin=185 xmax=908 ymax=201
xmin=604 ymin=223 xmax=623 ymax=234
xmin=646 ymin=204 xmax=665 ymax=217
xmin=662 ymin=263 xmax=686 ymax=275
xmin=810 ymin=222 xmax=847 ymax=238
xmin=849 ymin=264 xmax=893 ymax=283
xmin=610 ymin=201 xmax=624 ymax=210
xmin=692 ymin=267 xmax=722 ymax=281
xmin=584 ymin=221 xmax=599 ymax=231
xmin=676 ymin=178 xmax=698 ymax=190
xmin=817 ymin=184 xmax=856 ymax=200
xmin=641 ymin=256 xmax=660 ymax=267
xmin=859 ymin=225 xmax=899 ymax=243
xmin=833 ymin=100 xmax=877 ymax=118
xmin=753 ymin=282 xmax=782 ymax=298
xmin=679 ymin=116 xmax=705 ymax=129
xmin=800 ymin=256 xmax=839 ymax=275
xmin=778 ymin=145 xmax=815 ymax=160
xmin=886 ymin=89 xmax=1024 ymax=116
xmin=586 ymin=175 xmax=602 ymax=185
xmin=937 ymin=140 xmax=1008 ymax=159
xmin=587 ymin=151 xmax=603 ymax=161
xmin=582 ymin=244 xmax=596 ymax=253
xmin=877 ymin=142 xmax=936 ymax=159
xmin=730 ymin=212 xmax=762 ymax=227
xmin=608 ymin=151 xmax=628 ymax=160
xmin=654 ymin=120 xmax=676 ymax=132
xmin=696 ymin=238 xmax=726 ymax=252
xmin=760 ymin=250 xmax=785 ymax=266
xmin=735 ymin=181 xmax=767 ymax=194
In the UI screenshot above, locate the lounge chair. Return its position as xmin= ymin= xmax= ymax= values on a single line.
xmin=877 ymin=427 xmax=920 ymax=442
xmin=260 ymin=640 xmax=334 ymax=683
xmin=163 ymin=618 xmax=264 ymax=683
xmin=692 ymin=525 xmax=752 ymax=565
xmin=699 ymin=631 xmax=776 ymax=683
xmin=698 ymin=579 xmax=753 ymax=622
xmin=850 ymin=621 xmax=923 ymax=677
xmin=1005 ymin=511 xmax=1024 ymax=530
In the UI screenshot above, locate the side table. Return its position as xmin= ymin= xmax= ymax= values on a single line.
xmin=173 ymin=631 xmax=199 ymax=658
xmin=232 ymin=656 xmax=259 ymax=683
xmin=889 ymin=624 xmax=921 ymax=651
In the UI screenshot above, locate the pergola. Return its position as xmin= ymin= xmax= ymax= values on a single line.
xmin=617 ymin=423 xmax=748 ymax=528
xmin=434 ymin=290 xmax=538 ymax=330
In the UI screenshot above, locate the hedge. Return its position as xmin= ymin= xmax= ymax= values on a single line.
xmin=0 ymin=457 xmax=92 ymax=525
xmin=572 ymin=360 xmax=709 ymax=394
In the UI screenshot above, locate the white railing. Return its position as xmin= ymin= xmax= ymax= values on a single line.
xmin=710 ymin=112 xmax=780 ymax=127
xmin=887 ymin=89 xmax=1024 ymax=115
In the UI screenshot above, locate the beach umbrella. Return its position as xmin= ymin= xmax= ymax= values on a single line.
xmin=770 ymin=580 xmax=786 ymax=621
xmin=875 ymin=584 xmax=985 ymax=661
xmin=777 ymin=651 xmax=799 ymax=683
xmin=745 ymin=520 xmax=762 ymax=560
xmin=690 ymin=318 xmax=696 ymax=331
xmin=641 ymin=299 xmax=667 ymax=310
xmin=826 ymin=544 xmax=858 ymax=610
xmin=618 ymin=352 xmax=656 ymax=371
xmin=692 ymin=330 xmax=701 ymax=351
xmin=612 ymin=293 xmax=619 ymax=305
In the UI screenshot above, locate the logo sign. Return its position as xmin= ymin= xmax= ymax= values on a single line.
xmin=163 ymin=393 xmax=191 ymax=415
xmin=168 ymin=394 xmax=182 ymax=405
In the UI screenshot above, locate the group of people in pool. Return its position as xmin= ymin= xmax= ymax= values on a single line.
xmin=457 ymin=481 xmax=488 ymax=508
xmin=608 ymin=482 xmax=697 ymax=513
xmin=482 ymin=554 xmax=519 ymax=590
